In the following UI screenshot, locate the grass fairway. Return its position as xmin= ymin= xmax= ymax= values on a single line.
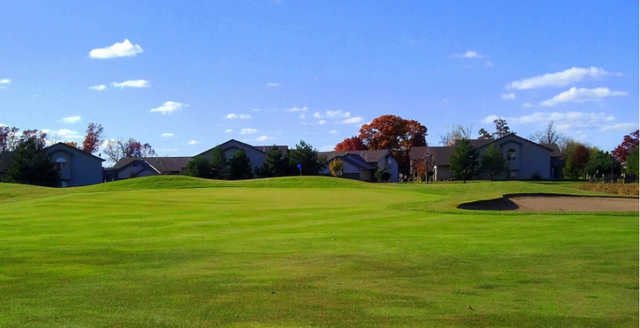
xmin=0 ymin=176 xmax=637 ymax=327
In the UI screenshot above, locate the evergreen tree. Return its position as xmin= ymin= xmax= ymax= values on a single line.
xmin=289 ymin=140 xmax=322 ymax=175
xmin=210 ymin=147 xmax=229 ymax=179
xmin=184 ymin=156 xmax=212 ymax=178
xmin=6 ymin=138 xmax=59 ymax=187
xmin=229 ymin=150 xmax=253 ymax=179
xmin=449 ymin=139 xmax=478 ymax=183
xmin=480 ymin=144 xmax=506 ymax=180
xmin=257 ymin=146 xmax=289 ymax=177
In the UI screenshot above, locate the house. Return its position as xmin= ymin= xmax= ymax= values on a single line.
xmin=410 ymin=134 xmax=561 ymax=181
xmin=106 ymin=157 xmax=191 ymax=181
xmin=106 ymin=139 xmax=289 ymax=181
xmin=318 ymin=149 xmax=399 ymax=182
xmin=196 ymin=139 xmax=271 ymax=172
xmin=44 ymin=143 xmax=105 ymax=187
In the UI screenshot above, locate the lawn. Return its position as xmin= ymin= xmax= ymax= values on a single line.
xmin=0 ymin=176 xmax=637 ymax=327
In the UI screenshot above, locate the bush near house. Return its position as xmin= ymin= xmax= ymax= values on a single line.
xmin=328 ymin=158 xmax=344 ymax=177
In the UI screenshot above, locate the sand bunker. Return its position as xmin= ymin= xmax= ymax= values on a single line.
xmin=458 ymin=194 xmax=639 ymax=212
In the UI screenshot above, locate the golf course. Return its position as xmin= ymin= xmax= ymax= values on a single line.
xmin=0 ymin=176 xmax=637 ymax=327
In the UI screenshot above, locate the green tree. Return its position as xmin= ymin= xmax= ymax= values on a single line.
xmin=229 ymin=150 xmax=253 ymax=180
xmin=480 ymin=144 xmax=506 ymax=180
xmin=584 ymin=149 xmax=621 ymax=181
xmin=210 ymin=147 xmax=229 ymax=179
xmin=624 ymin=146 xmax=639 ymax=179
xmin=289 ymin=140 xmax=322 ymax=175
xmin=6 ymin=138 xmax=59 ymax=187
xmin=257 ymin=146 xmax=289 ymax=177
xmin=449 ymin=139 xmax=478 ymax=183
xmin=184 ymin=156 xmax=212 ymax=178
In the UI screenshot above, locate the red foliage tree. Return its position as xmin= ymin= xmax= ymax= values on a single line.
xmin=613 ymin=130 xmax=639 ymax=162
xmin=82 ymin=123 xmax=104 ymax=154
xmin=358 ymin=115 xmax=427 ymax=151
xmin=335 ymin=136 xmax=367 ymax=151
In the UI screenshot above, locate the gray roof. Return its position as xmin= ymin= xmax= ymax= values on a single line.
xmin=319 ymin=149 xmax=391 ymax=163
xmin=45 ymin=142 xmax=105 ymax=161
xmin=112 ymin=157 xmax=191 ymax=174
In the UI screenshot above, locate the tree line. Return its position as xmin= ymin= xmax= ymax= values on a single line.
xmin=184 ymin=141 xmax=323 ymax=180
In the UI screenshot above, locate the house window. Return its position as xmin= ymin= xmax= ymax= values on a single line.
xmin=55 ymin=157 xmax=67 ymax=171
xmin=507 ymin=148 xmax=516 ymax=161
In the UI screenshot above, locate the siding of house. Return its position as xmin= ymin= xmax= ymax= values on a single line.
xmin=476 ymin=135 xmax=552 ymax=180
xmin=116 ymin=161 xmax=158 ymax=179
xmin=46 ymin=144 xmax=104 ymax=187
xmin=378 ymin=155 xmax=399 ymax=182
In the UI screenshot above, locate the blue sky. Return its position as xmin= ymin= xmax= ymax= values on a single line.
xmin=0 ymin=1 xmax=637 ymax=160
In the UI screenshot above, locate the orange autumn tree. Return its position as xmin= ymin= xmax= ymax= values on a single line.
xmin=335 ymin=115 xmax=427 ymax=175
xmin=335 ymin=136 xmax=367 ymax=151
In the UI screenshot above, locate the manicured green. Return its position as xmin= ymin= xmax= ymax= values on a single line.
xmin=0 ymin=176 xmax=637 ymax=327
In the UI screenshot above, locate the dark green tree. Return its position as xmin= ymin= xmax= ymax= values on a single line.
xmin=184 ymin=156 xmax=212 ymax=178
xmin=480 ymin=144 xmax=506 ymax=180
xmin=6 ymin=137 xmax=59 ymax=187
xmin=229 ymin=150 xmax=253 ymax=180
xmin=257 ymin=146 xmax=289 ymax=177
xmin=210 ymin=147 xmax=229 ymax=179
xmin=584 ymin=149 xmax=621 ymax=181
xmin=449 ymin=139 xmax=478 ymax=183
xmin=289 ymin=140 xmax=322 ymax=175
xmin=624 ymin=146 xmax=639 ymax=179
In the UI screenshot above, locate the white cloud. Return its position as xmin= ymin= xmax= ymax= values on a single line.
xmin=501 ymin=93 xmax=516 ymax=100
xmin=89 ymin=84 xmax=106 ymax=91
xmin=0 ymin=78 xmax=10 ymax=84
xmin=600 ymin=123 xmax=637 ymax=132
xmin=522 ymin=102 xmax=534 ymax=108
xmin=317 ymin=120 xmax=327 ymax=125
xmin=256 ymin=135 xmax=269 ymax=142
xmin=454 ymin=50 xmax=483 ymax=59
xmin=42 ymin=128 xmax=82 ymax=141
xmin=326 ymin=110 xmax=351 ymax=118
xmin=329 ymin=129 xmax=338 ymax=134
xmin=150 ymin=101 xmax=186 ymax=114
xmin=313 ymin=112 xmax=322 ymax=119
xmin=112 ymin=79 xmax=149 ymax=88
xmin=482 ymin=114 xmax=501 ymax=124
xmin=341 ymin=117 xmax=363 ymax=124
xmin=59 ymin=115 xmax=81 ymax=124
xmin=288 ymin=106 xmax=308 ymax=112
xmin=89 ymin=39 xmax=143 ymax=59
xmin=540 ymin=87 xmax=626 ymax=107
xmin=187 ymin=140 xmax=199 ymax=145
xmin=298 ymin=113 xmax=306 ymax=119
xmin=240 ymin=128 xmax=258 ymax=135
xmin=224 ymin=129 xmax=233 ymax=133
xmin=508 ymin=66 xmax=611 ymax=90
xmin=161 ymin=132 xmax=174 ymax=137
xmin=483 ymin=111 xmax=618 ymax=133
xmin=225 ymin=113 xmax=252 ymax=119
xmin=266 ymin=82 xmax=280 ymax=87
